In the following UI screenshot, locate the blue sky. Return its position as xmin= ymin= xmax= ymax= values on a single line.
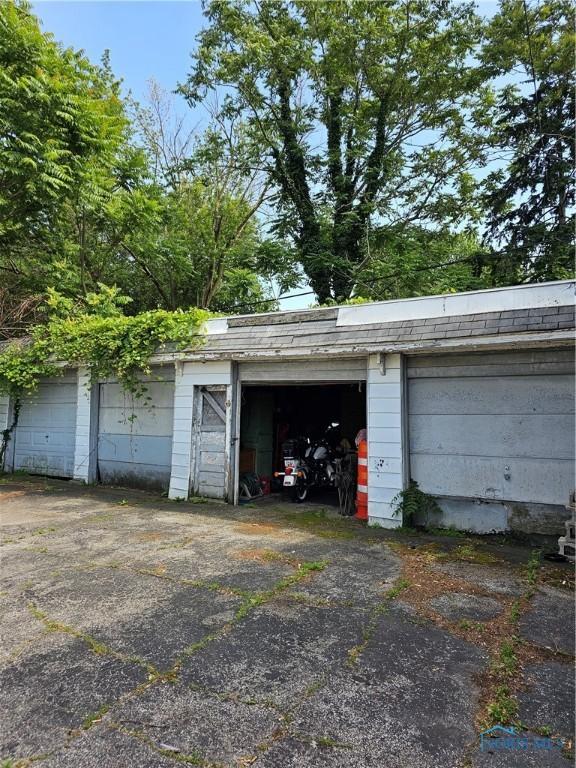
xmin=32 ymin=1 xmax=504 ymax=309
xmin=33 ymin=0 xmax=502 ymax=121
xmin=33 ymin=2 xmax=204 ymax=121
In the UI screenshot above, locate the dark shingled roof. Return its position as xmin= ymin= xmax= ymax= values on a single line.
xmin=4 ymin=288 xmax=571 ymax=361
xmin=194 ymin=303 xmax=575 ymax=358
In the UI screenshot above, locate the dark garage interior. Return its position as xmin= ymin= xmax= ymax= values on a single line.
xmin=238 ymin=383 xmax=366 ymax=504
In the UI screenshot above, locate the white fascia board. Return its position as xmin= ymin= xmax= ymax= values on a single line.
xmin=337 ymin=280 xmax=575 ymax=327
xmin=148 ymin=328 xmax=574 ymax=365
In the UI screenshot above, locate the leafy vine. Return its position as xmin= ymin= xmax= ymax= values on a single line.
xmin=0 ymin=286 xmax=210 ymax=468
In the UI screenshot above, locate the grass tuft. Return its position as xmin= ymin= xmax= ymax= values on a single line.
xmin=485 ymin=684 xmax=519 ymax=726
xmin=82 ymin=704 xmax=110 ymax=730
xmin=347 ymin=577 xmax=410 ymax=665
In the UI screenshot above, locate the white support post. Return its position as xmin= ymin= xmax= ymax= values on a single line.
xmin=168 ymin=361 xmax=232 ymax=500
xmin=0 ymin=393 xmax=9 ymax=433
xmin=367 ymin=352 xmax=405 ymax=528
xmin=73 ymin=366 xmax=95 ymax=482
xmin=0 ymin=392 xmax=13 ymax=473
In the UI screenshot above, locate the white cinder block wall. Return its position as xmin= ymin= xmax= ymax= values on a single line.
xmin=168 ymin=360 xmax=232 ymax=500
xmin=367 ymin=353 xmax=405 ymax=528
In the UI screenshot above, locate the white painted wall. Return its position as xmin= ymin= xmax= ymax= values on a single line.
xmin=13 ymin=376 xmax=77 ymax=478
xmin=407 ymin=349 xmax=575 ymax=533
xmin=239 ymin=358 xmax=367 ymax=382
xmin=73 ymin=367 xmax=93 ymax=482
xmin=366 ymin=353 xmax=405 ymax=528
xmin=0 ymin=394 xmax=9 ymax=432
xmin=168 ymin=360 xmax=232 ymax=500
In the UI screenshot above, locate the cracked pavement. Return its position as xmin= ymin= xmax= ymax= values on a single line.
xmin=0 ymin=478 xmax=574 ymax=767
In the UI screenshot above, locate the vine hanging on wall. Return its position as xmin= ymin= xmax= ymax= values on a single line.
xmin=0 ymin=285 xmax=210 ymax=468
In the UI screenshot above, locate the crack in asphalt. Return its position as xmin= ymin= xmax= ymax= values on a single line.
xmin=3 ymin=483 xmax=573 ymax=768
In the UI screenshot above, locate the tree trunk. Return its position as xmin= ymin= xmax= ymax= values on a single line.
xmin=299 ymin=219 xmax=332 ymax=303
xmin=274 ymin=75 xmax=333 ymax=301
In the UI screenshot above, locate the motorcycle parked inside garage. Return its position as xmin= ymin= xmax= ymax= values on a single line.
xmin=276 ymin=434 xmax=338 ymax=502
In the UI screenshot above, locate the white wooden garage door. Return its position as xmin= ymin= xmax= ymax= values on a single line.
xmin=13 ymin=376 xmax=77 ymax=478
xmin=407 ymin=349 xmax=575 ymax=506
xmin=97 ymin=367 xmax=175 ymax=491
xmin=192 ymin=386 xmax=229 ymax=500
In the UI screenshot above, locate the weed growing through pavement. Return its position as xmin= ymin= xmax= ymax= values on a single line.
xmin=347 ymin=577 xmax=410 ymax=665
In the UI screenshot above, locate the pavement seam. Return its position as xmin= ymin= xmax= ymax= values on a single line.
xmin=25 ymin=600 xmax=160 ymax=677
xmin=246 ymin=577 xmax=408 ymax=764
xmin=8 ymin=558 xmax=332 ymax=767
xmin=6 ymin=480 xmax=572 ymax=766
xmin=107 ymin=722 xmax=225 ymax=767
xmin=346 ymin=576 xmax=411 ymax=665
xmin=79 ymin=560 xmax=255 ymax=600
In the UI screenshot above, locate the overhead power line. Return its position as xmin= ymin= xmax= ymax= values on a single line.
xmin=230 ymin=251 xmax=500 ymax=313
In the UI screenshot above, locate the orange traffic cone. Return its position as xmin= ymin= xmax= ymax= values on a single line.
xmin=355 ymin=439 xmax=368 ymax=520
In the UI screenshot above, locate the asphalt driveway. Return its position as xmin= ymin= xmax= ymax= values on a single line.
xmin=0 ymin=477 xmax=573 ymax=768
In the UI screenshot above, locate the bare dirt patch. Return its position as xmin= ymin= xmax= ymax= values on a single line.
xmin=233 ymin=521 xmax=286 ymax=537
xmin=132 ymin=531 xmax=174 ymax=543
xmin=232 ymin=548 xmax=300 ymax=567
xmin=0 ymin=490 xmax=28 ymax=501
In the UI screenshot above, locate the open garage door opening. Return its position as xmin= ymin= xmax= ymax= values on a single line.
xmin=238 ymin=382 xmax=366 ymax=509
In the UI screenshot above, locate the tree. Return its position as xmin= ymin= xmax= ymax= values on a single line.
xmin=133 ymin=79 xmax=197 ymax=189
xmin=480 ymin=0 xmax=575 ymax=283
xmin=0 ymin=1 xmax=134 ymax=326
xmin=127 ymin=85 xmax=299 ymax=312
xmin=0 ymin=2 xmax=125 ymax=247
xmin=354 ymin=226 xmax=491 ymax=301
xmin=0 ymin=4 xmax=284 ymax=327
xmin=183 ymin=0 xmax=487 ymax=302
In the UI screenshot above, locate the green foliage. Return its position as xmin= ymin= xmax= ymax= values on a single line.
xmin=509 ymin=599 xmax=521 ymax=624
xmin=0 ymin=286 xmax=209 ymax=398
xmin=480 ymin=0 xmax=575 ymax=283
xmin=458 ymin=619 xmax=486 ymax=632
xmin=0 ymin=8 xmax=281 ymax=328
xmin=486 ymin=684 xmax=519 ymax=725
xmin=391 ymin=481 xmax=442 ymax=527
xmin=494 ymin=639 xmax=519 ymax=678
xmin=0 ymin=1 xmax=126 ymax=246
xmin=523 ymin=549 xmax=541 ymax=595
xmin=0 ymin=1 xmax=134 ymax=319
xmin=184 ymin=0 xmax=488 ymax=301
xmin=484 ymin=635 xmax=522 ymax=727
xmin=133 ymin=177 xmax=273 ymax=312
xmin=2 ymin=0 xmax=572 ymax=329
xmin=448 ymin=544 xmax=498 ymax=565
xmin=357 ymin=226 xmax=491 ymax=301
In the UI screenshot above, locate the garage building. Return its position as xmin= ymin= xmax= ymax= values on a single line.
xmin=1 ymin=280 xmax=574 ymax=535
